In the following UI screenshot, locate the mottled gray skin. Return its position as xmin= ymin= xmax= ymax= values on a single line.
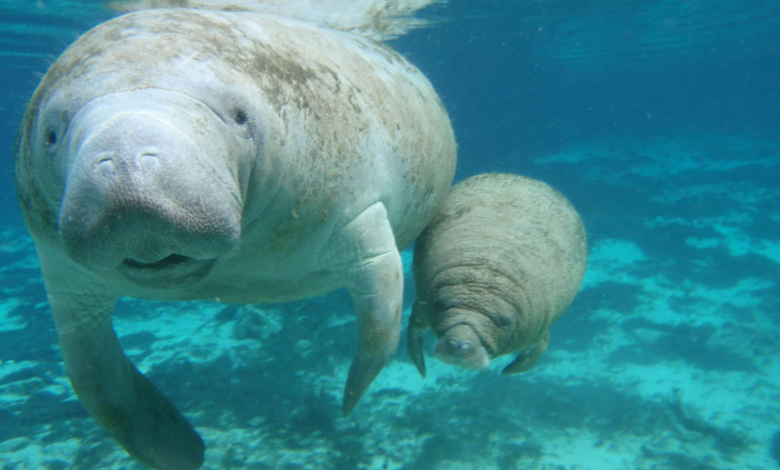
xmin=408 ymin=173 xmax=586 ymax=377
xmin=16 ymin=8 xmax=455 ymax=470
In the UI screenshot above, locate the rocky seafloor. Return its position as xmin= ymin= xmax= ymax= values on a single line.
xmin=1 ymin=135 xmax=779 ymax=470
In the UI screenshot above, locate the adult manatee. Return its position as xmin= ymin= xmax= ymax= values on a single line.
xmin=408 ymin=173 xmax=586 ymax=377
xmin=15 ymin=4 xmax=455 ymax=469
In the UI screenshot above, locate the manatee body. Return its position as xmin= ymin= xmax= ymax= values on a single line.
xmin=408 ymin=173 xmax=586 ymax=377
xmin=15 ymin=8 xmax=455 ymax=470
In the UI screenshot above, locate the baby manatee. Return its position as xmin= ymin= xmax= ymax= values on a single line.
xmin=408 ymin=173 xmax=587 ymax=376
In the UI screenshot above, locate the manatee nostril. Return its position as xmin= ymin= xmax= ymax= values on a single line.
xmin=447 ymin=338 xmax=472 ymax=355
xmin=138 ymin=152 xmax=159 ymax=171
xmin=96 ymin=157 xmax=114 ymax=176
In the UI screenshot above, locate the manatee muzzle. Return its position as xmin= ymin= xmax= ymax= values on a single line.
xmin=59 ymin=107 xmax=241 ymax=288
xmin=435 ymin=323 xmax=491 ymax=370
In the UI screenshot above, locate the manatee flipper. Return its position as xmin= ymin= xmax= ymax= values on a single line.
xmin=408 ymin=301 xmax=429 ymax=377
xmin=501 ymin=329 xmax=550 ymax=375
xmin=322 ymin=202 xmax=403 ymax=415
xmin=38 ymin=251 xmax=205 ymax=470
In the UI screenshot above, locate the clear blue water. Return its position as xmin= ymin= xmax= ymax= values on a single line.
xmin=2 ymin=1 xmax=780 ymax=469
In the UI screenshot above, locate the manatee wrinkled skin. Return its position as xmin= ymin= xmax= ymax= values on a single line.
xmin=15 ymin=8 xmax=455 ymax=470
xmin=408 ymin=173 xmax=586 ymax=377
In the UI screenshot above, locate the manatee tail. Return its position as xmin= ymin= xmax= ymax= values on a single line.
xmin=106 ymin=0 xmax=445 ymax=40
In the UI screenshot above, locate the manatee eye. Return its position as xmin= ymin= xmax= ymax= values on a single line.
xmin=234 ymin=109 xmax=248 ymax=125
xmin=45 ymin=130 xmax=57 ymax=146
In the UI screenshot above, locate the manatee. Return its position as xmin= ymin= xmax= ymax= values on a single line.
xmin=408 ymin=173 xmax=586 ymax=377
xmin=15 ymin=4 xmax=455 ymax=469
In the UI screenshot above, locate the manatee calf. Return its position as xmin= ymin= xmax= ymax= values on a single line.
xmin=15 ymin=2 xmax=455 ymax=469
xmin=408 ymin=173 xmax=586 ymax=377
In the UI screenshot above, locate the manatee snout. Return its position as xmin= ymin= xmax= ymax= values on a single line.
xmin=59 ymin=112 xmax=241 ymax=285
xmin=435 ymin=324 xmax=491 ymax=370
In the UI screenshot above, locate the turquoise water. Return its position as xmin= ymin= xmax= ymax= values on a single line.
xmin=2 ymin=1 xmax=780 ymax=469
